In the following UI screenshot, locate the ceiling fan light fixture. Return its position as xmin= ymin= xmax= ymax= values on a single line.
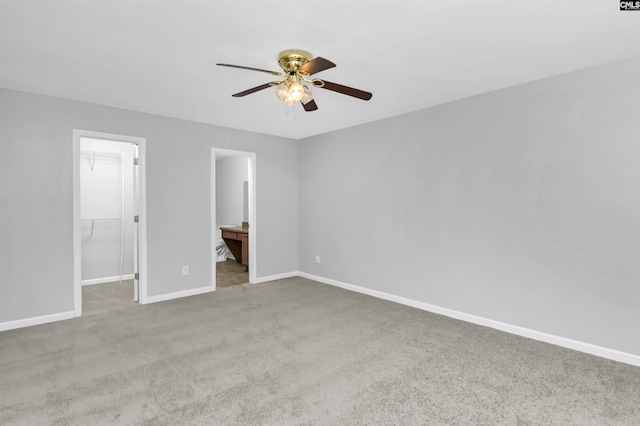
xmin=274 ymin=82 xmax=289 ymax=101
xmin=286 ymin=81 xmax=305 ymax=103
xmin=274 ymin=81 xmax=305 ymax=105
xmin=301 ymin=85 xmax=313 ymax=105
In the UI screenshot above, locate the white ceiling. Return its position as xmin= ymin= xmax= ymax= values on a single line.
xmin=1 ymin=1 xmax=639 ymax=140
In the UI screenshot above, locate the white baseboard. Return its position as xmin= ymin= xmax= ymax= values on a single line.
xmin=253 ymin=271 xmax=299 ymax=284
xmin=143 ymin=285 xmax=214 ymax=304
xmin=0 ymin=311 xmax=75 ymax=332
xmin=298 ymin=272 xmax=640 ymax=367
xmin=82 ymin=274 xmax=135 ymax=286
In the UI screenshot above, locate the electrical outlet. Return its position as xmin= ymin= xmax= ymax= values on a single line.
xmin=182 ymin=266 xmax=189 ymax=276
xmin=315 ymin=256 xmax=320 ymax=264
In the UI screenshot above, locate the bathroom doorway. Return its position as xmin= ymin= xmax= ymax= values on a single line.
xmin=211 ymin=148 xmax=256 ymax=289
xmin=73 ymin=130 xmax=147 ymax=316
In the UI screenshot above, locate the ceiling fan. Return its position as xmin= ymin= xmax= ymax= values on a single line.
xmin=217 ymin=50 xmax=372 ymax=112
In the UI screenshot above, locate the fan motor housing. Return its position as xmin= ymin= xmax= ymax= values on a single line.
xmin=278 ymin=50 xmax=312 ymax=73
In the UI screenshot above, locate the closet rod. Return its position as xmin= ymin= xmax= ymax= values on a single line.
xmin=80 ymin=150 xmax=124 ymax=156
xmin=81 ymin=150 xmax=123 ymax=172
xmin=83 ymin=218 xmax=125 ymax=239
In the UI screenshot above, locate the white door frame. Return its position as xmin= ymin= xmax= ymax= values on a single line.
xmin=132 ymin=143 xmax=140 ymax=303
xmin=211 ymin=148 xmax=257 ymax=288
xmin=72 ymin=129 xmax=148 ymax=317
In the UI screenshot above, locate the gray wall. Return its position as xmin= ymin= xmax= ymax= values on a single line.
xmin=298 ymin=56 xmax=640 ymax=355
xmin=2 ymin=57 xmax=638 ymax=357
xmin=215 ymin=156 xmax=248 ymax=228
xmin=0 ymin=89 xmax=298 ymax=322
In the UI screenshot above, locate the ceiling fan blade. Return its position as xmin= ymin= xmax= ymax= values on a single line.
xmin=217 ymin=63 xmax=283 ymax=76
xmin=302 ymin=99 xmax=318 ymax=112
xmin=318 ymin=80 xmax=373 ymax=101
xmin=232 ymin=83 xmax=273 ymax=97
xmin=298 ymin=57 xmax=336 ymax=76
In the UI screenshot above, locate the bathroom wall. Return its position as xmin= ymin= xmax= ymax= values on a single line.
xmin=215 ymin=156 xmax=249 ymax=229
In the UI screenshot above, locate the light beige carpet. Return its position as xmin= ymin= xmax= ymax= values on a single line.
xmin=82 ymin=280 xmax=135 ymax=316
xmin=1 ymin=277 xmax=639 ymax=425
xmin=216 ymin=259 xmax=248 ymax=288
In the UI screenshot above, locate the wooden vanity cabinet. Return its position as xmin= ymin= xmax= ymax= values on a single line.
xmin=241 ymin=233 xmax=248 ymax=267
xmin=220 ymin=227 xmax=249 ymax=270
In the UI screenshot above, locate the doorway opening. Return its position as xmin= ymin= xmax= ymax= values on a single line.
xmin=73 ymin=130 xmax=147 ymax=317
xmin=211 ymin=148 xmax=256 ymax=289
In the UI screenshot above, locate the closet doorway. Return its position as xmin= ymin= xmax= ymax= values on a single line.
xmin=211 ymin=148 xmax=256 ymax=289
xmin=73 ymin=130 xmax=147 ymax=317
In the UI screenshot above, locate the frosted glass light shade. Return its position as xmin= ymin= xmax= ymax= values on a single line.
xmin=274 ymin=83 xmax=288 ymax=101
xmin=287 ymin=82 xmax=305 ymax=102
xmin=301 ymin=86 xmax=313 ymax=104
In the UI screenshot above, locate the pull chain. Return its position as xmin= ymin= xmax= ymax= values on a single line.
xmin=285 ymin=104 xmax=297 ymax=120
